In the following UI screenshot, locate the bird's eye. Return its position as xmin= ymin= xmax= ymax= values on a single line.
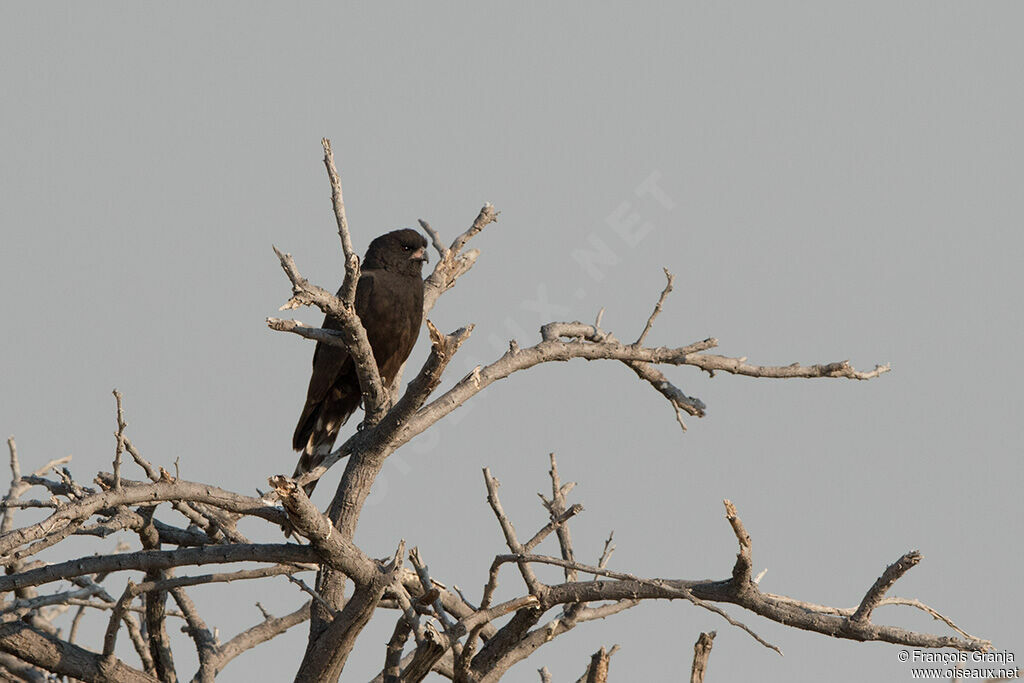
xmin=402 ymin=245 xmax=411 ymax=251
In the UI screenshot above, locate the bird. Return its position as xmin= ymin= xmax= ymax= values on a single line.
xmin=291 ymin=228 xmax=429 ymax=496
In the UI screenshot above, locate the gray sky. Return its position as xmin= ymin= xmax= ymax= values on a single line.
xmin=2 ymin=3 xmax=1021 ymax=681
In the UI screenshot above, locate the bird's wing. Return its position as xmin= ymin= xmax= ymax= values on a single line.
xmin=357 ymin=269 xmax=425 ymax=385
xmin=302 ymin=271 xmax=376 ymax=403
xmin=291 ymin=272 xmax=376 ymax=450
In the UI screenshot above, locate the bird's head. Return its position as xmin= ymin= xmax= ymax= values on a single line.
xmin=363 ymin=229 xmax=429 ymax=276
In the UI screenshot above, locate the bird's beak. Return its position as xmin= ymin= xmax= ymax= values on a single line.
xmin=411 ymin=246 xmax=429 ymax=263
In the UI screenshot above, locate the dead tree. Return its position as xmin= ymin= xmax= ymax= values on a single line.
xmin=0 ymin=139 xmax=991 ymax=682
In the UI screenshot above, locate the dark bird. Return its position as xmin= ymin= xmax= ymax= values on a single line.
xmin=292 ymin=228 xmax=428 ymax=496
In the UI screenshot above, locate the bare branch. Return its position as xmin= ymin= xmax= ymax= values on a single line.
xmin=622 ymin=359 xmax=705 ymax=429
xmin=294 ymin=579 xmax=392 ymax=682
xmin=2 ymin=440 xmax=71 ymax=538
xmin=0 ymin=620 xmax=157 ymax=683
xmin=542 ymin=453 xmax=577 ymax=583
xmin=543 ymin=570 xmax=989 ymax=653
xmin=391 ymin=580 xmax=426 ymax=645
xmin=390 ymin=333 xmax=719 ymax=461
xmin=451 ymin=203 xmax=498 ymax=256
xmin=286 ymin=574 xmax=336 ymax=616
xmin=112 ymin=390 xmax=126 ymax=489
xmin=458 ymin=595 xmax=540 ymax=637
xmin=265 ymin=318 xmax=348 ymax=347
xmin=268 ymin=476 xmax=380 ymax=585
xmin=422 ymin=203 xmax=499 ymax=315
xmin=872 ymin=597 xmax=983 ymax=642
xmin=483 ymin=593 xmax=637 ymax=679
xmin=690 ymin=631 xmax=716 ymax=683
xmin=0 ymin=583 xmax=106 ymax=617
xmin=66 ymin=573 xmax=156 ymax=674
xmin=0 ymin=652 xmax=48 ymax=682
xmin=320 ymin=138 xmax=357 ymax=301
xmin=142 ymin=565 xmax=311 ymax=597
xmin=207 ymin=602 xmax=310 ymax=678
xmin=102 ymin=582 xmax=136 ymax=660
xmin=417 ymin=219 xmax=448 ymax=261
xmin=135 ymin=511 xmax=176 ymax=683
xmin=395 ymin=622 xmax=449 ymax=683
xmin=597 ymin=531 xmax=615 ymax=570
xmin=0 ymin=477 xmax=284 ymax=563
xmin=116 ymin=435 xmax=242 ymax=544
xmin=382 ymin=617 xmax=411 ymax=683
xmin=573 ymin=599 xmax=639 ymax=623
xmin=495 ymin=553 xmax=780 ymax=654
xmin=523 ymin=503 xmax=584 ymax=553
xmin=408 ymin=547 xmax=456 ymax=633
xmin=635 ymin=267 xmax=674 ymax=345
xmin=850 ymin=551 xmax=922 ymax=624
xmin=578 ymin=644 xmax=618 ymax=683
xmin=724 ymin=499 xmax=752 ymax=587
xmin=0 ymin=544 xmax=318 ymax=593
xmin=688 ymin=354 xmax=891 ymax=380
xmin=169 ymin=588 xmax=215 ymax=683
xmin=482 ymin=469 xmax=545 ymax=599
xmin=369 ymin=651 xmax=455 ymax=683
xmin=2 ymin=437 xmax=22 ymax=536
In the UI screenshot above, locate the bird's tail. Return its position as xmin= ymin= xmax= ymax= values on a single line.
xmin=293 ymin=398 xmax=358 ymax=497
xmin=292 ymin=434 xmax=335 ymax=498
xmin=291 ymin=389 xmax=360 ymax=499
xmin=282 ymin=436 xmax=333 ymax=538
xmin=292 ymin=451 xmax=322 ymax=498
